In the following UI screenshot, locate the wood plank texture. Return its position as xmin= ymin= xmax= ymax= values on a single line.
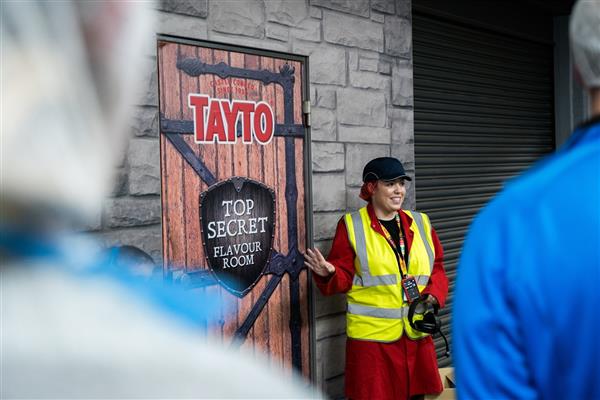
xmin=158 ymin=41 xmax=310 ymax=378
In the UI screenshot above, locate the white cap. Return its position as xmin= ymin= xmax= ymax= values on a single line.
xmin=570 ymin=0 xmax=600 ymax=88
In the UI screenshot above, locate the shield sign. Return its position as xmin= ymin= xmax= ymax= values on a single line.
xmin=200 ymin=177 xmax=275 ymax=297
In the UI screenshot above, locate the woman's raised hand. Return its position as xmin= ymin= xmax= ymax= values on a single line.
xmin=304 ymin=248 xmax=335 ymax=277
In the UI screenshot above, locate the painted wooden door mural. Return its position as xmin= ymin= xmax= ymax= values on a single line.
xmin=158 ymin=38 xmax=311 ymax=378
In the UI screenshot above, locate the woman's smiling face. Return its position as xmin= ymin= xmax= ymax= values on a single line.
xmin=371 ymin=178 xmax=406 ymax=218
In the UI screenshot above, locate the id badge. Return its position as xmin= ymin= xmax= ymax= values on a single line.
xmin=401 ymin=276 xmax=420 ymax=303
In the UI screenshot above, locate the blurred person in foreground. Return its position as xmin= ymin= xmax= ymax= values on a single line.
xmin=453 ymin=1 xmax=600 ymax=399
xmin=305 ymin=157 xmax=448 ymax=400
xmin=0 ymin=2 xmax=316 ymax=398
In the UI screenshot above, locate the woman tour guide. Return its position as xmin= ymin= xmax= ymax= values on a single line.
xmin=305 ymin=157 xmax=448 ymax=400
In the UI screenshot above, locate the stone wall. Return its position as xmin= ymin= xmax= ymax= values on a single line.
xmin=97 ymin=1 xmax=414 ymax=398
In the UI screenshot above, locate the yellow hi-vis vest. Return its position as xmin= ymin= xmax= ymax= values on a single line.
xmin=344 ymin=207 xmax=436 ymax=342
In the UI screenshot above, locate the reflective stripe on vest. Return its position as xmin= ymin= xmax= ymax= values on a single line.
xmin=409 ymin=211 xmax=435 ymax=274
xmin=344 ymin=207 xmax=437 ymax=342
xmin=348 ymin=211 xmax=398 ymax=287
xmin=348 ymin=303 xmax=409 ymax=319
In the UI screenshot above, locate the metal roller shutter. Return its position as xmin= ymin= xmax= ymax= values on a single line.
xmin=413 ymin=12 xmax=555 ymax=366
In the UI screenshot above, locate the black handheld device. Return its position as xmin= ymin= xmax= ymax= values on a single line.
xmin=401 ymin=276 xmax=420 ymax=303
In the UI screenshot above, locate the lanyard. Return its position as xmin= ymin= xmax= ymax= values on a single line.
xmin=379 ymin=214 xmax=408 ymax=277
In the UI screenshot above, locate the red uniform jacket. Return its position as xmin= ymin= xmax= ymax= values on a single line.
xmin=314 ymin=204 xmax=449 ymax=399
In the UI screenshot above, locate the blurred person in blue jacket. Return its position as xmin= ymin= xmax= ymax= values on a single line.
xmin=453 ymin=1 xmax=600 ymax=399
xmin=0 ymin=2 xmax=317 ymax=398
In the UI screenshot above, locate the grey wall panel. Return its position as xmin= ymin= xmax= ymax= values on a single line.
xmin=413 ymin=12 xmax=555 ymax=367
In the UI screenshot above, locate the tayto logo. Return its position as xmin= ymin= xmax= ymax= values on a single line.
xmin=188 ymin=94 xmax=275 ymax=145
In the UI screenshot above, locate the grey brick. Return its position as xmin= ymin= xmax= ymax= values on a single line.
xmin=311 ymin=107 xmax=336 ymax=141
xmin=315 ymin=86 xmax=336 ymax=109
xmin=316 ymin=313 xmax=346 ymax=340
xmin=97 ymin=225 xmax=163 ymax=263
xmin=391 ymin=151 xmax=415 ymax=188
xmin=337 ymin=88 xmax=386 ymax=127
xmin=110 ymin=169 xmax=129 ymax=197
xmin=159 ymin=0 xmax=207 ymax=18
xmin=309 ymin=6 xmax=323 ymax=19
xmin=349 ymin=51 xmax=389 ymax=89
xmin=310 ymin=85 xmax=318 ymax=106
xmin=128 ymin=139 xmax=161 ymax=195
xmin=396 ymin=0 xmax=411 ymax=18
xmin=339 ymin=125 xmax=390 ymax=144
xmin=404 ymin=180 xmax=417 ymax=211
xmin=391 ymin=143 xmax=414 ymax=167
xmin=378 ymin=59 xmax=392 ymax=75
xmin=372 ymin=0 xmax=396 ymax=14
xmin=104 ymin=197 xmax=162 ymax=228
xmin=209 ymin=1 xmax=264 ymax=38
xmin=391 ymin=108 xmax=414 ymax=144
xmin=314 ymin=290 xmax=347 ymax=317
xmin=134 ymin=58 xmax=158 ymax=107
xmin=313 ymin=239 xmax=333 ymax=255
xmin=208 ymin=32 xmax=290 ymax=53
xmin=392 ymin=62 xmax=413 ymax=106
xmin=312 ymin=173 xmax=346 ymax=211
xmin=384 ymin=15 xmax=411 ymax=58
xmin=325 ymin=375 xmax=345 ymax=400
xmin=131 ymin=106 xmax=159 ymax=137
xmin=359 ymin=57 xmax=379 ymax=72
xmin=266 ymin=23 xmax=289 ymax=42
xmin=323 ymin=12 xmax=383 ymax=51
xmin=318 ymin=335 xmax=346 ymax=378
xmin=345 ymin=144 xmax=389 ymax=185
xmin=346 ymin=189 xmax=367 ymax=211
xmin=350 ymin=69 xmax=390 ymax=90
xmin=312 ymin=142 xmax=344 ymax=172
xmin=315 ymin=355 xmax=326 ymax=393
xmin=114 ymin=140 xmax=128 ymax=168
xmin=291 ymin=18 xmax=321 ymax=42
xmin=158 ymin=10 xmax=208 ymax=40
xmin=293 ymin=41 xmax=346 ymax=86
xmin=310 ymin=0 xmax=369 ymax=17
xmin=265 ymin=0 xmax=308 ymax=26
xmin=356 ymin=49 xmax=381 ymax=62
xmin=401 ymin=161 xmax=415 ymax=173
xmin=371 ymin=11 xmax=385 ymax=23
xmin=313 ymin=212 xmax=343 ymax=241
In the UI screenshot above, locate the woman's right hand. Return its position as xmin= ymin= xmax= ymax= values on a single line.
xmin=304 ymin=248 xmax=336 ymax=277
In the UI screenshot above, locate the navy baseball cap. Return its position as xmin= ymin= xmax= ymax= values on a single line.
xmin=362 ymin=157 xmax=412 ymax=182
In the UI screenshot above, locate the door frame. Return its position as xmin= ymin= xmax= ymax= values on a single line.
xmin=156 ymin=34 xmax=316 ymax=383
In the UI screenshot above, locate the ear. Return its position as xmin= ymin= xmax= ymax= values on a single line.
xmin=368 ymin=181 xmax=378 ymax=193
